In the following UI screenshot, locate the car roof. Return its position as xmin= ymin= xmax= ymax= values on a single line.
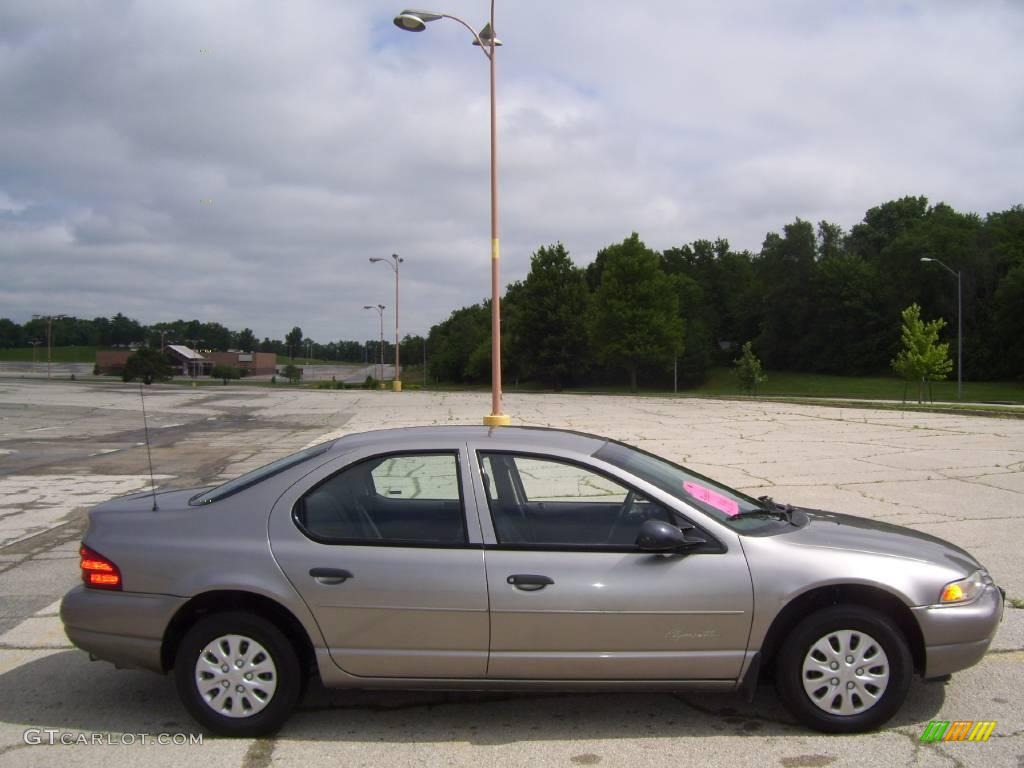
xmin=325 ymin=425 xmax=610 ymax=455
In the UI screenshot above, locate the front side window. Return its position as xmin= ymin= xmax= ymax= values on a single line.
xmin=479 ymin=452 xmax=672 ymax=548
xmin=295 ymin=452 xmax=467 ymax=545
xmin=593 ymin=440 xmax=784 ymax=532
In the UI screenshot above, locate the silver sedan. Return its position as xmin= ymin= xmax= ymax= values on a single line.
xmin=61 ymin=426 xmax=1004 ymax=736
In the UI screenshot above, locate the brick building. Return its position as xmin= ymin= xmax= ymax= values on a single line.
xmin=95 ymin=346 xmax=276 ymax=376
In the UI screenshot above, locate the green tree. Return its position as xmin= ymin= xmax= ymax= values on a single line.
xmin=282 ymin=364 xmax=302 ymax=384
xmin=210 ymin=364 xmax=241 ymax=384
xmin=755 ymin=218 xmax=818 ymax=370
xmin=733 ymin=341 xmax=766 ymax=394
xmin=426 ymin=303 xmax=490 ymax=383
xmin=992 ymin=263 xmax=1024 ymax=380
xmin=122 ymin=348 xmax=172 ymax=385
xmin=108 ymin=312 xmax=145 ymax=346
xmin=235 ymin=328 xmax=257 ymax=352
xmin=589 ymin=233 xmax=683 ymax=392
xmin=506 ymin=243 xmax=590 ymax=390
xmin=0 ymin=318 xmax=23 ymax=348
xmin=285 ymin=327 xmax=303 ymax=359
xmin=891 ymin=303 xmax=953 ymax=403
xmin=804 ymin=254 xmax=886 ymax=374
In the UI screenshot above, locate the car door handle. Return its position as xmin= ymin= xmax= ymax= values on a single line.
xmin=309 ymin=567 xmax=354 ymax=585
xmin=507 ymin=574 xmax=554 ymax=591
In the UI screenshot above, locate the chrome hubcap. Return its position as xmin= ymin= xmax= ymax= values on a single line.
xmin=194 ymin=634 xmax=277 ymax=718
xmin=801 ymin=629 xmax=889 ymax=715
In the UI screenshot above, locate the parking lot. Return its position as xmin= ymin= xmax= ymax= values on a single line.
xmin=0 ymin=379 xmax=1021 ymax=767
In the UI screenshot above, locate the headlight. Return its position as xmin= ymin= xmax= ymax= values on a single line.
xmin=939 ymin=570 xmax=991 ymax=604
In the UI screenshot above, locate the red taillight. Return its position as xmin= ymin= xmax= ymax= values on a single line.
xmin=79 ymin=545 xmax=122 ymax=590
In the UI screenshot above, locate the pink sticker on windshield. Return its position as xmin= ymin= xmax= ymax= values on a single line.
xmin=684 ymin=481 xmax=740 ymax=517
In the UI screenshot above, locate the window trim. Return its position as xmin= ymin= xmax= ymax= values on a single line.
xmin=476 ymin=450 xmax=724 ymax=554
xmin=292 ymin=449 xmax=474 ymax=548
xmin=190 ymin=443 xmax=332 ymax=506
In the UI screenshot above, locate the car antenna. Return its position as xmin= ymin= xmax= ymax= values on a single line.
xmin=138 ymin=381 xmax=159 ymax=511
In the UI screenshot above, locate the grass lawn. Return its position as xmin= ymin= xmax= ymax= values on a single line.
xmin=5 ymin=349 xmax=1021 ymax=405
xmin=688 ymin=368 xmax=1024 ymax=403
xmin=0 ymin=346 xmax=98 ymax=363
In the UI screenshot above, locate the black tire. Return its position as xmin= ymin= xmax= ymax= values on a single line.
xmin=174 ymin=611 xmax=302 ymax=737
xmin=775 ymin=604 xmax=912 ymax=733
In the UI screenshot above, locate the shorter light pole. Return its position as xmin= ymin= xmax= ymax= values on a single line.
xmin=920 ymin=257 xmax=963 ymax=400
xmin=363 ymin=304 xmax=386 ymax=383
xmin=33 ymin=314 xmax=68 ymax=379
xmin=185 ymin=338 xmax=203 ymax=378
xmin=370 ymin=254 xmax=404 ymax=391
xmin=28 ymin=340 xmax=41 ymax=367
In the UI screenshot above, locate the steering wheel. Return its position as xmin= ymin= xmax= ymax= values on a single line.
xmin=605 ymin=490 xmax=638 ymax=544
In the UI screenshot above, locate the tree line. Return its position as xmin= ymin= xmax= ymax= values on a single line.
xmin=0 ymin=315 xmax=423 ymax=367
xmin=428 ymin=196 xmax=1023 ymax=390
xmin=1 ymin=196 xmax=1020 ymax=389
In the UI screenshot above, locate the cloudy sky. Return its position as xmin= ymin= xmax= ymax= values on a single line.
xmin=1 ymin=1 xmax=1022 ymax=343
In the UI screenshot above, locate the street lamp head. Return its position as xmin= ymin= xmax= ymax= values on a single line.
xmin=394 ymin=10 xmax=443 ymax=32
xmin=369 ymin=257 xmax=384 ymax=263
xmin=392 ymin=253 xmax=403 ymax=263
xmin=363 ymin=305 xmax=374 ymax=310
xmin=920 ymin=257 xmax=933 ymax=262
xmin=471 ymin=22 xmax=502 ymax=46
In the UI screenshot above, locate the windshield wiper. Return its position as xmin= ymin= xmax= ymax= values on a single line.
xmin=761 ymin=499 xmax=798 ymax=524
xmin=735 ymin=495 xmax=795 ymax=524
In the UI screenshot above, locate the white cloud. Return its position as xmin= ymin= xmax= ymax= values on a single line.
xmin=0 ymin=0 xmax=1021 ymax=341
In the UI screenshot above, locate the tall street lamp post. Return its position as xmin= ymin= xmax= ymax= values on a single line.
xmin=370 ymin=254 xmax=404 ymax=391
xmin=920 ymin=257 xmax=963 ymax=400
xmin=363 ymin=304 xmax=386 ymax=383
xmin=394 ymin=3 xmax=510 ymax=426
xmin=33 ymin=314 xmax=68 ymax=379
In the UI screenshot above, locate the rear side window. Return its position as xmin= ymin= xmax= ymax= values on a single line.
xmin=294 ymin=452 xmax=467 ymax=546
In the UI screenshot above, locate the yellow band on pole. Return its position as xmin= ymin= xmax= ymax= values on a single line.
xmin=492 ymin=238 xmax=500 ymax=260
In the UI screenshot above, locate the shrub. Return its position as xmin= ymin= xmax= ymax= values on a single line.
xmin=122 ymin=348 xmax=173 ymax=385
xmin=732 ymin=341 xmax=766 ymax=394
xmin=210 ymin=364 xmax=242 ymax=384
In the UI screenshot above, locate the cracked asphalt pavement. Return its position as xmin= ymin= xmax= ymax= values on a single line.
xmin=0 ymin=379 xmax=1021 ymax=767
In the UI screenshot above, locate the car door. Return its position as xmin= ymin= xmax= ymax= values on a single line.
xmin=471 ymin=449 xmax=753 ymax=680
xmin=269 ymin=446 xmax=488 ymax=678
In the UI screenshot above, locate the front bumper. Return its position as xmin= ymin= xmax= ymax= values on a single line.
xmin=912 ymin=583 xmax=1004 ymax=679
xmin=60 ymin=585 xmax=186 ymax=673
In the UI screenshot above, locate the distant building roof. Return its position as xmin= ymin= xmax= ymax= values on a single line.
xmin=167 ymin=344 xmax=205 ymax=360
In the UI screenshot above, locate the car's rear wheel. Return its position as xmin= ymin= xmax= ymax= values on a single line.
xmin=775 ymin=604 xmax=912 ymax=733
xmin=174 ymin=611 xmax=301 ymax=737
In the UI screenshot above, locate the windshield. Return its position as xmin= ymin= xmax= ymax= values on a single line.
xmin=593 ymin=440 xmax=783 ymax=531
xmin=189 ymin=443 xmax=332 ymax=505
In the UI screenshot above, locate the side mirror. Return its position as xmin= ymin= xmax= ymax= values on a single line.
xmin=636 ymin=519 xmax=707 ymax=551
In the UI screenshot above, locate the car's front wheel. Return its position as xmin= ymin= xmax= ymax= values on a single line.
xmin=775 ymin=604 xmax=912 ymax=733
xmin=174 ymin=611 xmax=302 ymax=737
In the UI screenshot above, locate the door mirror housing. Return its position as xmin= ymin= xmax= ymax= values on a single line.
xmin=636 ymin=519 xmax=707 ymax=551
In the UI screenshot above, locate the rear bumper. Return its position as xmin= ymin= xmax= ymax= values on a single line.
xmin=912 ymin=584 xmax=1004 ymax=679
xmin=60 ymin=585 xmax=186 ymax=673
